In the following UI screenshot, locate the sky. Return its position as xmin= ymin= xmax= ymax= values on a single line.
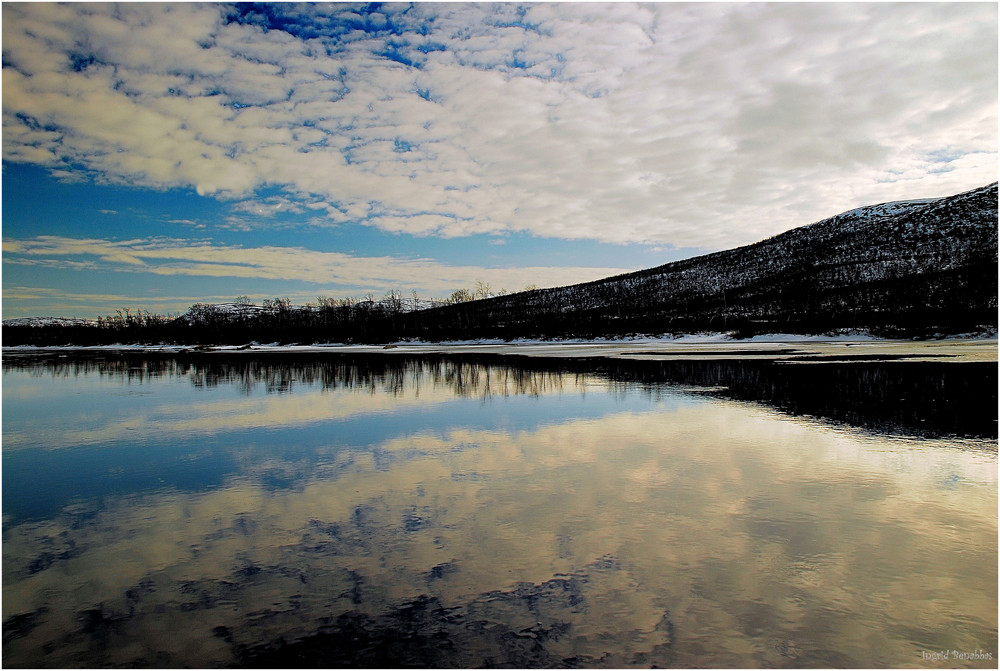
xmin=2 ymin=2 xmax=997 ymax=319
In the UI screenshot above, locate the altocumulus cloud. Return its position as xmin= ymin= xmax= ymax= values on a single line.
xmin=2 ymin=3 xmax=996 ymax=249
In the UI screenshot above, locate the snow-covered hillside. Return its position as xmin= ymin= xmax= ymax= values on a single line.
xmin=420 ymin=182 xmax=998 ymax=338
xmin=2 ymin=317 xmax=95 ymax=328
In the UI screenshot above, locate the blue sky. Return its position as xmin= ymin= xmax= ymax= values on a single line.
xmin=3 ymin=2 xmax=997 ymax=318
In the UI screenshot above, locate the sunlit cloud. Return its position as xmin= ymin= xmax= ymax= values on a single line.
xmin=2 ymin=384 xmax=463 ymax=450
xmin=3 ymin=235 xmax=629 ymax=295
xmin=3 ymin=3 xmax=995 ymax=249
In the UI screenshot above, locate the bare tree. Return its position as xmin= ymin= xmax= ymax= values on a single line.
xmin=449 ymin=288 xmax=474 ymax=303
xmin=384 ymin=289 xmax=403 ymax=314
xmin=474 ymin=280 xmax=492 ymax=299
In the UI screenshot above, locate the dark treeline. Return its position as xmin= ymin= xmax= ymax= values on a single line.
xmin=395 ymin=263 xmax=997 ymax=340
xmin=4 ymin=350 xmax=995 ymax=439
xmin=3 ymin=260 xmax=996 ymax=347
xmin=2 ymin=297 xmax=426 ymax=347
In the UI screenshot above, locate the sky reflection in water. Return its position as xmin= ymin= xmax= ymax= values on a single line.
xmin=2 ymin=355 xmax=996 ymax=668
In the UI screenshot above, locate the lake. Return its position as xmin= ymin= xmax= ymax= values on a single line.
xmin=2 ymin=348 xmax=996 ymax=668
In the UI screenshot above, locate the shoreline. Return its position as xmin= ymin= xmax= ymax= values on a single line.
xmin=3 ymin=334 xmax=996 ymax=363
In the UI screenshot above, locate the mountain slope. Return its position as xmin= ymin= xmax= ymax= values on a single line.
xmin=403 ymin=183 xmax=998 ymax=339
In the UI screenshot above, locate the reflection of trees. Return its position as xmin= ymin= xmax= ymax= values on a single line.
xmin=2 ymin=355 xmax=184 ymax=384
xmin=1 ymin=353 xmax=574 ymax=399
xmin=177 ymin=356 xmax=573 ymax=399
xmin=3 ymin=352 xmax=995 ymax=439
xmin=588 ymin=358 xmax=997 ymax=439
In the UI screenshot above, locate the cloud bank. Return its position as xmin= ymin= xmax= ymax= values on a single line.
xmin=3 ymin=3 xmax=996 ymax=249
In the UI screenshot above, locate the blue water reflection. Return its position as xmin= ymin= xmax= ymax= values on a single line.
xmin=4 ymin=359 xmax=693 ymax=524
xmin=2 ymin=353 xmax=996 ymax=668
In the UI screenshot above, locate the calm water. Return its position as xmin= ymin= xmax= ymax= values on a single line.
xmin=2 ymin=352 xmax=996 ymax=668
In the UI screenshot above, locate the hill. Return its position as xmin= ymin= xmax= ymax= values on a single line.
xmin=396 ymin=182 xmax=998 ymax=340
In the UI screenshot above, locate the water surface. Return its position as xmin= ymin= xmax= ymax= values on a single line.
xmin=2 ymin=352 xmax=996 ymax=667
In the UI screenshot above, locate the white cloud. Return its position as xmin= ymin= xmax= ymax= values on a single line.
xmin=229 ymin=196 xmax=306 ymax=218
xmin=2 ymin=3 xmax=996 ymax=249
xmin=4 ymin=235 xmax=630 ymax=296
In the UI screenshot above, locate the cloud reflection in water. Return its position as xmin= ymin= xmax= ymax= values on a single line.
xmin=2 ymin=355 xmax=996 ymax=667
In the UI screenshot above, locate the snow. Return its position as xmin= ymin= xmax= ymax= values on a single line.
xmin=7 ymin=331 xmax=992 ymax=350
xmin=832 ymin=198 xmax=937 ymax=222
xmin=3 ymin=317 xmax=95 ymax=327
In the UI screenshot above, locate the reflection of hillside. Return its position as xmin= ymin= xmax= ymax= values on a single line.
xmin=3 ymin=352 xmax=994 ymax=438
xmin=587 ymin=358 xmax=997 ymax=440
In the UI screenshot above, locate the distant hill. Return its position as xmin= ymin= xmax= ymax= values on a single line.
xmin=398 ymin=182 xmax=998 ymax=339
xmin=1 ymin=317 xmax=95 ymax=329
